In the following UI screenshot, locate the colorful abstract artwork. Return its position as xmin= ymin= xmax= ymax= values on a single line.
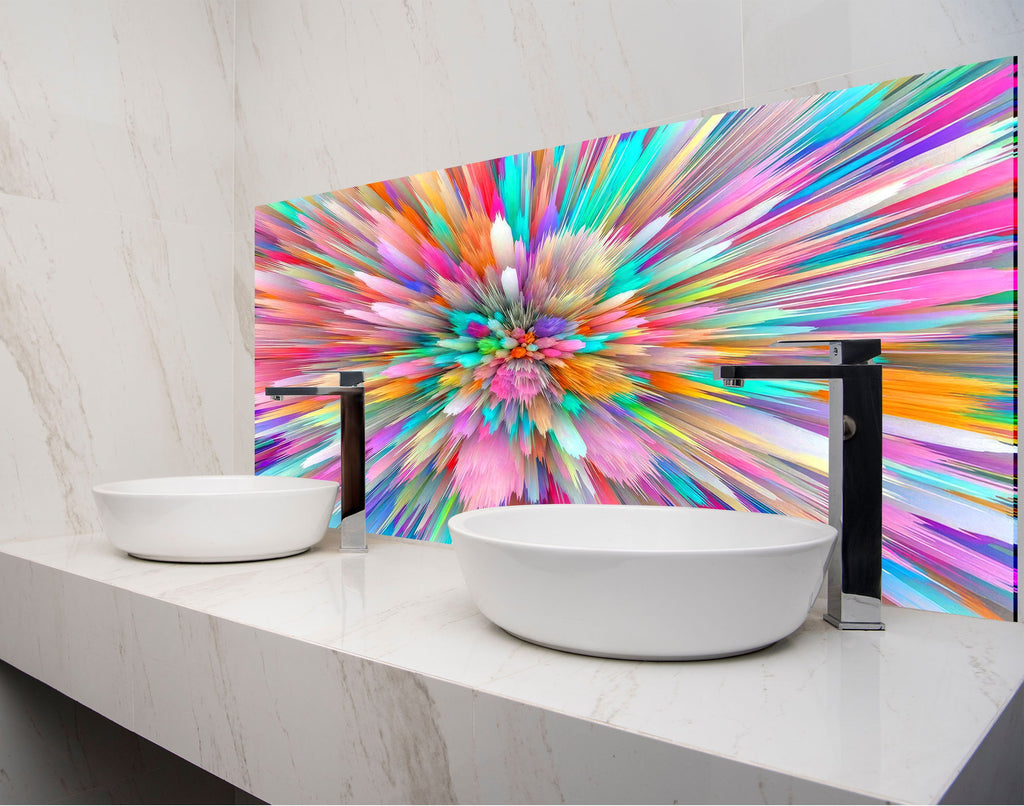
xmin=256 ymin=58 xmax=1017 ymax=620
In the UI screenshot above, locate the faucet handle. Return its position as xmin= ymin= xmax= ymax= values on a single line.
xmin=338 ymin=371 xmax=364 ymax=387
xmin=774 ymin=339 xmax=881 ymax=365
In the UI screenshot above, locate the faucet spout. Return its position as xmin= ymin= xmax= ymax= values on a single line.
xmin=716 ymin=363 xmax=875 ymax=384
xmin=715 ymin=339 xmax=884 ymax=630
xmin=264 ymin=371 xmax=367 ymax=553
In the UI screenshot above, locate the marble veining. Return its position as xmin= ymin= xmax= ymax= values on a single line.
xmin=0 ymin=199 xmax=99 ymax=538
xmin=0 ymin=0 xmax=233 ymax=227
xmin=0 ymin=532 xmax=1021 ymax=803
xmin=1 ymin=0 xmax=235 ymax=544
xmin=0 ymin=195 xmax=234 ymax=541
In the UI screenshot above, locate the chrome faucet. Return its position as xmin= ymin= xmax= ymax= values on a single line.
xmin=715 ymin=339 xmax=884 ymax=630
xmin=264 ymin=371 xmax=367 ymax=553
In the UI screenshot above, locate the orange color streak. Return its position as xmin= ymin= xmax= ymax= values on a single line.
xmin=805 ymin=367 xmax=1013 ymax=441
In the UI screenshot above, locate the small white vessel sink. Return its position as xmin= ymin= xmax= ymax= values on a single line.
xmin=448 ymin=504 xmax=837 ymax=660
xmin=93 ymin=475 xmax=338 ymax=562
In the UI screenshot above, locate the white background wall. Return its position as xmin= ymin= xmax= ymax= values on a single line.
xmin=1 ymin=0 xmax=235 ymax=543
xmin=1 ymin=0 xmax=1021 ymax=802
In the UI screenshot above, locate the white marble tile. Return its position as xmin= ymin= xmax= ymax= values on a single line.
xmin=741 ymin=0 xmax=855 ymax=98
xmin=234 ymin=0 xmax=429 ymax=217
xmin=417 ymin=0 xmax=743 ymax=170
xmin=126 ymin=591 xmax=472 ymax=804
xmin=470 ymin=605 xmax=1024 ymax=804
xmin=233 ymin=228 xmax=256 ymax=474
xmin=0 ymin=197 xmax=112 ymax=538
xmin=4 ymin=532 xmax=1023 ymax=804
xmin=234 ymin=0 xmax=744 ymax=214
xmin=122 ymin=593 xmax=214 ymax=778
xmin=0 ymin=557 xmax=54 ymax=682
xmin=847 ymin=0 xmax=1023 ymax=74
xmin=744 ymin=35 xmax=1024 ymax=110
xmin=742 ymin=0 xmax=1024 ymax=100
xmin=466 ymin=691 xmax=879 ymax=804
xmin=0 ymin=194 xmax=232 ymax=540
xmin=0 ymin=0 xmax=234 ymax=229
xmin=0 ymin=556 xmax=132 ymax=728
xmin=0 ymin=0 xmax=236 ymax=544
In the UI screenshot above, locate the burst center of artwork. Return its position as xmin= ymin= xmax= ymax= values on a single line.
xmin=442 ymin=302 xmax=585 ymax=404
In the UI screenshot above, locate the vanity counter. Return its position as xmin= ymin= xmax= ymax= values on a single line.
xmin=0 ymin=532 xmax=1021 ymax=804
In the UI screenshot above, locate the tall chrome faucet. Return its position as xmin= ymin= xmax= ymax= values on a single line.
xmin=715 ymin=339 xmax=884 ymax=630
xmin=264 ymin=371 xmax=367 ymax=553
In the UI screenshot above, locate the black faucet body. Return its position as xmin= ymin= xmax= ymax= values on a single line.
xmin=264 ymin=371 xmax=367 ymax=553
xmin=716 ymin=339 xmax=884 ymax=630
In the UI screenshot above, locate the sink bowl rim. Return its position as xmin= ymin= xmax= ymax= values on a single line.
xmin=93 ymin=474 xmax=339 ymax=563
xmin=448 ymin=503 xmax=836 ymax=556
xmin=449 ymin=503 xmax=839 ymax=659
xmin=93 ymin=474 xmax=338 ymax=497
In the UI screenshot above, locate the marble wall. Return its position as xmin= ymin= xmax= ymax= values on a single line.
xmin=1 ymin=0 xmax=236 ymax=543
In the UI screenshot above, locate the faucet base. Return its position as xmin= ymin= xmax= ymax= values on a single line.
xmin=324 ymin=526 xmax=369 ymax=553
xmin=339 ymin=510 xmax=368 ymax=553
xmin=823 ymin=614 xmax=886 ymax=631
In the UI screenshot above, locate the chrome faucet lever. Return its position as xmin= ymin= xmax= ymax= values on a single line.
xmin=264 ymin=371 xmax=367 ymax=553
xmin=715 ymin=339 xmax=884 ymax=630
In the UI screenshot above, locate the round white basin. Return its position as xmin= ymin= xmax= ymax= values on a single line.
xmin=93 ymin=475 xmax=338 ymax=562
xmin=448 ymin=504 xmax=837 ymax=660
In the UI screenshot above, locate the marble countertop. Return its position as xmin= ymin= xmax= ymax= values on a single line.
xmin=1 ymin=531 xmax=1022 ymax=804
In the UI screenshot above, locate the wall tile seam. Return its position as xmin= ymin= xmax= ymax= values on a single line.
xmin=230 ymin=0 xmax=240 ymax=475
xmin=739 ymin=0 xmax=746 ymax=101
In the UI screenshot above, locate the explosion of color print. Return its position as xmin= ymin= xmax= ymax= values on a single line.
xmin=256 ymin=58 xmax=1017 ymax=620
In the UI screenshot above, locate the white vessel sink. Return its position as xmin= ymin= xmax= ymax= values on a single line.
xmin=93 ymin=475 xmax=338 ymax=562
xmin=448 ymin=504 xmax=837 ymax=660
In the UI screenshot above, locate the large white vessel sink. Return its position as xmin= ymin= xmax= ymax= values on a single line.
xmin=93 ymin=475 xmax=338 ymax=562
xmin=448 ymin=504 xmax=837 ymax=660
